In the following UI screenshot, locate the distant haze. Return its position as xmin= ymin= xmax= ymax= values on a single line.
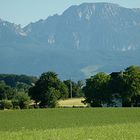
xmin=0 ymin=3 xmax=140 ymax=80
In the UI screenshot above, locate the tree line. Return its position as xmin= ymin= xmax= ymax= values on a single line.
xmin=0 ymin=65 xmax=140 ymax=109
xmin=0 ymin=73 xmax=83 ymax=109
xmin=84 ymin=65 xmax=140 ymax=107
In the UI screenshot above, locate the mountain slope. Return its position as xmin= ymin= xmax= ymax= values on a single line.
xmin=24 ymin=3 xmax=140 ymax=51
xmin=0 ymin=3 xmax=140 ymax=80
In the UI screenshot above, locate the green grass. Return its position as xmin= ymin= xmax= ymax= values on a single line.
xmin=0 ymin=108 xmax=140 ymax=139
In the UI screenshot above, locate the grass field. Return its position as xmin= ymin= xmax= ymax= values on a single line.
xmin=0 ymin=108 xmax=140 ymax=140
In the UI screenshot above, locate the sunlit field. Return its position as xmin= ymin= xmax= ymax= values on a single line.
xmin=0 ymin=108 xmax=140 ymax=140
xmin=58 ymin=98 xmax=87 ymax=107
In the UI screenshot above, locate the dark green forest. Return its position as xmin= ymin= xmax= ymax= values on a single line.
xmin=0 ymin=65 xmax=140 ymax=109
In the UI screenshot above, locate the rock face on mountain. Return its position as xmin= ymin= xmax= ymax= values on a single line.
xmin=0 ymin=3 xmax=140 ymax=80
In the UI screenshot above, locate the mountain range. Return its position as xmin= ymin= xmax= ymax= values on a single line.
xmin=0 ymin=2 xmax=140 ymax=80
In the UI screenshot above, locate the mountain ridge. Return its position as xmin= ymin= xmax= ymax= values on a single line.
xmin=0 ymin=3 xmax=140 ymax=80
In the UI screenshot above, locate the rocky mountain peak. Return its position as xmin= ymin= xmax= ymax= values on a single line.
xmin=62 ymin=3 xmax=121 ymax=20
xmin=0 ymin=3 xmax=140 ymax=79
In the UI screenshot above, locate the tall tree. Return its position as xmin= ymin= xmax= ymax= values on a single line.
xmin=122 ymin=66 xmax=140 ymax=106
xmin=110 ymin=66 xmax=140 ymax=107
xmin=29 ymin=72 xmax=68 ymax=107
xmin=83 ymin=73 xmax=112 ymax=107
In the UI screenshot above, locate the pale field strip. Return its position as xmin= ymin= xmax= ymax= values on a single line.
xmin=58 ymin=98 xmax=87 ymax=107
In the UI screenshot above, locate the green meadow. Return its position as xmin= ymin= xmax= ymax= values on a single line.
xmin=0 ymin=108 xmax=140 ymax=140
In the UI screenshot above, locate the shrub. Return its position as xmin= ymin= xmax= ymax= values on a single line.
xmin=13 ymin=92 xmax=31 ymax=109
xmin=12 ymin=100 xmax=20 ymax=109
xmin=0 ymin=100 xmax=13 ymax=109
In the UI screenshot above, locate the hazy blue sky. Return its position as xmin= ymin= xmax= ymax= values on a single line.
xmin=0 ymin=0 xmax=140 ymax=26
